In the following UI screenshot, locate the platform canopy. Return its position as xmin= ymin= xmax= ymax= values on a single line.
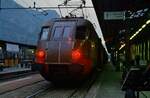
xmin=92 ymin=0 xmax=150 ymax=51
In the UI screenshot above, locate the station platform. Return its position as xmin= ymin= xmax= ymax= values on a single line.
xmin=93 ymin=63 xmax=150 ymax=98
xmin=85 ymin=63 xmax=124 ymax=98
xmin=93 ymin=63 xmax=124 ymax=98
xmin=0 ymin=67 xmax=32 ymax=79
xmin=0 ymin=67 xmax=31 ymax=75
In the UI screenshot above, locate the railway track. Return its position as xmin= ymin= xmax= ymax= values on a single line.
xmin=0 ymin=74 xmax=46 ymax=96
xmin=25 ymin=71 xmax=99 ymax=98
xmin=25 ymin=87 xmax=52 ymax=98
xmin=0 ymin=70 xmax=101 ymax=98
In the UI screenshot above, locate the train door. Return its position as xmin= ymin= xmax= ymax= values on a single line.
xmin=46 ymin=21 xmax=76 ymax=64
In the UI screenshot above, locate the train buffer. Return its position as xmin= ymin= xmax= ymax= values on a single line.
xmin=121 ymin=65 xmax=150 ymax=98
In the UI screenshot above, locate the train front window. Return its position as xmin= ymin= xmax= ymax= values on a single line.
xmin=41 ymin=27 xmax=49 ymax=40
xmin=53 ymin=27 xmax=63 ymax=40
xmin=63 ymin=26 xmax=72 ymax=40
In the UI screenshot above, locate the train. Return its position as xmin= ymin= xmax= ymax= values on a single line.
xmin=35 ymin=17 xmax=105 ymax=83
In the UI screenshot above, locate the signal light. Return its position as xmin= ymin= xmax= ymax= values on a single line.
xmin=37 ymin=50 xmax=45 ymax=58
xmin=72 ymin=50 xmax=81 ymax=60
xmin=36 ymin=50 xmax=46 ymax=64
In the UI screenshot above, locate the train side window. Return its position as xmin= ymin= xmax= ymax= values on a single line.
xmin=76 ymin=26 xmax=86 ymax=39
xmin=52 ymin=26 xmax=63 ymax=40
xmin=63 ymin=26 xmax=72 ymax=40
xmin=40 ymin=27 xmax=49 ymax=40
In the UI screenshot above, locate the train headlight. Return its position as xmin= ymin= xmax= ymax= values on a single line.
xmin=72 ymin=49 xmax=81 ymax=61
xmin=37 ymin=50 xmax=45 ymax=57
xmin=35 ymin=49 xmax=46 ymax=64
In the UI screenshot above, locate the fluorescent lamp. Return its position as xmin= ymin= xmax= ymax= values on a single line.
xmin=142 ymin=24 xmax=146 ymax=29
xmin=146 ymin=20 xmax=150 ymax=24
xmin=119 ymin=44 xmax=125 ymax=50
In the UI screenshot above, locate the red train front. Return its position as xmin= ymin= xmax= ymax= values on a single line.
xmin=35 ymin=18 xmax=103 ymax=83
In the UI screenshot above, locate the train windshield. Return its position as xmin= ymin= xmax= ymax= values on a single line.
xmin=40 ymin=27 xmax=49 ymax=40
xmin=51 ymin=21 xmax=75 ymax=40
xmin=53 ymin=26 xmax=63 ymax=40
xmin=63 ymin=26 xmax=72 ymax=40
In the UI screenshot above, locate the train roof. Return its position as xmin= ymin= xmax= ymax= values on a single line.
xmin=42 ymin=17 xmax=91 ymax=27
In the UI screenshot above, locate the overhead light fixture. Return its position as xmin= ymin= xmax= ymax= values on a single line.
xmin=119 ymin=44 xmax=126 ymax=50
xmin=130 ymin=19 xmax=150 ymax=40
xmin=146 ymin=20 xmax=150 ymax=24
xmin=130 ymin=35 xmax=135 ymax=40
xmin=130 ymin=31 xmax=139 ymax=40
xmin=141 ymin=24 xmax=146 ymax=29
xmin=138 ymin=28 xmax=142 ymax=32
xmin=135 ymin=31 xmax=139 ymax=35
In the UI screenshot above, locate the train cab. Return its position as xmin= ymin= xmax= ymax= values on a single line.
xmin=35 ymin=18 xmax=102 ymax=82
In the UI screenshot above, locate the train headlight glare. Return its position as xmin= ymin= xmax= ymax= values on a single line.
xmin=72 ymin=50 xmax=81 ymax=60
